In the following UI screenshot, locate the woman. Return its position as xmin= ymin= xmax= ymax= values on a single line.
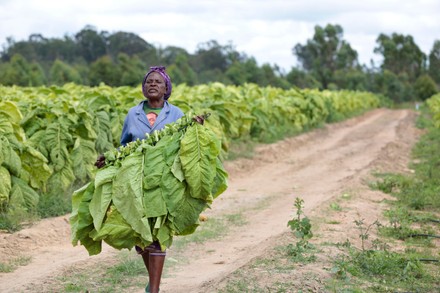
xmin=120 ymin=66 xmax=184 ymax=147
xmin=95 ymin=66 xmax=185 ymax=293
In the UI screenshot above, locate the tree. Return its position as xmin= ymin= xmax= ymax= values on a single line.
xmin=88 ymin=55 xmax=120 ymax=86
xmin=286 ymin=67 xmax=321 ymax=89
xmin=374 ymin=69 xmax=412 ymax=102
xmin=43 ymin=36 xmax=78 ymax=63
xmin=413 ymin=74 xmax=438 ymax=100
xmin=333 ymin=68 xmax=368 ymax=91
xmin=191 ymin=40 xmax=235 ymax=74
xmin=75 ymin=25 xmax=107 ymax=63
xmin=260 ymin=64 xmax=291 ymax=89
xmin=242 ymin=58 xmax=266 ymax=85
xmin=166 ymin=54 xmax=197 ymax=85
xmin=160 ymin=46 xmax=190 ymax=65
xmin=49 ymin=59 xmax=82 ymax=85
xmin=293 ymin=24 xmax=359 ymax=89
xmin=117 ymin=53 xmax=146 ymax=86
xmin=107 ymin=32 xmax=154 ymax=58
xmin=1 ymin=37 xmax=38 ymax=62
xmin=0 ymin=53 xmax=46 ymax=86
xmin=428 ymin=40 xmax=440 ymax=86
xmin=225 ymin=61 xmax=248 ymax=85
xmin=374 ymin=33 xmax=426 ymax=82
xmin=28 ymin=61 xmax=46 ymax=86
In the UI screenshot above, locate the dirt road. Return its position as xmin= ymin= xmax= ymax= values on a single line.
xmin=0 ymin=108 xmax=421 ymax=293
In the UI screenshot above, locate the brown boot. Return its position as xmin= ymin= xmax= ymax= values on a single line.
xmin=148 ymin=251 xmax=166 ymax=293
xmin=140 ymin=250 xmax=150 ymax=272
xmin=136 ymin=246 xmax=151 ymax=292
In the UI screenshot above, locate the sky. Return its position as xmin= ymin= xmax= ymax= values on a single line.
xmin=0 ymin=0 xmax=439 ymax=72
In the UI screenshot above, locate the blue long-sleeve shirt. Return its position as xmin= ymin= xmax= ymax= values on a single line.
xmin=120 ymin=100 xmax=184 ymax=146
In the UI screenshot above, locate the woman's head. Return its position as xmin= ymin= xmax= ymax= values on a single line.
xmin=142 ymin=66 xmax=172 ymax=100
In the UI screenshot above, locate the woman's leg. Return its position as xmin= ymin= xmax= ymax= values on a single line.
xmin=137 ymin=243 xmax=165 ymax=293
xmin=136 ymin=246 xmax=151 ymax=292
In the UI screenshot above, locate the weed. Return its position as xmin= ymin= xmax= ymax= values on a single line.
xmin=286 ymin=197 xmax=315 ymax=262
xmin=353 ymin=218 xmax=381 ymax=251
xmin=330 ymin=202 xmax=342 ymax=211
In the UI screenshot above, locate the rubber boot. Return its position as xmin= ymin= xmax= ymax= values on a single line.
xmin=148 ymin=251 xmax=166 ymax=293
xmin=140 ymin=250 xmax=150 ymax=292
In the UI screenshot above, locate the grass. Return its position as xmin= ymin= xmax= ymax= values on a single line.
xmin=56 ymin=252 xmax=146 ymax=293
xmin=226 ymin=137 xmax=257 ymax=160
xmin=0 ymin=256 xmax=32 ymax=273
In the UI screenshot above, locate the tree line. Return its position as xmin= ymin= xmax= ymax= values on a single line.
xmin=0 ymin=24 xmax=439 ymax=102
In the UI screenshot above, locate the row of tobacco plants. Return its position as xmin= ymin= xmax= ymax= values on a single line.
xmin=0 ymin=82 xmax=382 ymax=230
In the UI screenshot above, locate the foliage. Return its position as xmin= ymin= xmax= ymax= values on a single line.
xmin=293 ymin=24 xmax=359 ymax=89
xmin=331 ymin=218 xmax=437 ymax=292
xmin=428 ymin=40 xmax=440 ymax=86
xmin=70 ymin=114 xmax=228 ymax=254
xmin=427 ymin=93 xmax=440 ymax=128
xmin=413 ymin=74 xmax=438 ymax=101
xmin=1 ymin=24 xmax=439 ymax=104
xmin=49 ymin=59 xmax=82 ymax=85
xmin=374 ymin=33 xmax=426 ymax=83
xmin=0 ymin=82 xmax=380 ymax=230
xmin=286 ymin=197 xmax=315 ymax=262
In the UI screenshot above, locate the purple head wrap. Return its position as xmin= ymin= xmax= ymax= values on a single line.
xmin=142 ymin=66 xmax=172 ymax=100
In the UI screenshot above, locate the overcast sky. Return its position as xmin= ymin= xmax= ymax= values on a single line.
xmin=1 ymin=0 xmax=439 ymax=71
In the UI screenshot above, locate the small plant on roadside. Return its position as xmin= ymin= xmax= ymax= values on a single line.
xmin=329 ymin=217 xmax=438 ymax=292
xmin=286 ymin=197 xmax=315 ymax=262
xmin=353 ymin=218 xmax=381 ymax=251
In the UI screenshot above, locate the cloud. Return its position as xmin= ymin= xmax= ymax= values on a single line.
xmin=0 ymin=0 xmax=439 ymax=71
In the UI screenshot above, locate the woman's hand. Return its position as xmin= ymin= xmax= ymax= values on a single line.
xmin=94 ymin=154 xmax=106 ymax=169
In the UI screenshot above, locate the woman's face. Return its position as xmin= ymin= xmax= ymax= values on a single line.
xmin=144 ymin=72 xmax=167 ymax=100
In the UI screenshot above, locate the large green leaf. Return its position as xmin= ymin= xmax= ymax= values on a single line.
xmin=0 ymin=101 xmax=23 ymax=123
xmin=89 ymin=166 xmax=118 ymax=231
xmin=179 ymin=124 xmax=220 ymax=202
xmin=90 ymin=206 xmax=140 ymax=250
xmin=71 ymin=137 xmax=96 ymax=182
xmin=0 ymin=136 xmax=21 ymax=177
xmin=161 ymin=167 xmax=186 ymax=217
xmin=161 ymin=132 xmax=182 ymax=166
xmin=0 ymin=101 xmax=26 ymax=145
xmin=20 ymin=144 xmax=52 ymax=190
xmin=142 ymin=144 xmax=166 ymax=190
xmin=171 ymin=188 xmax=208 ymax=235
xmin=27 ymin=130 xmax=49 ymax=158
xmin=70 ymin=182 xmax=91 ymax=236
xmin=112 ymin=152 xmax=152 ymax=242
xmin=0 ymin=166 xmax=11 ymax=207
xmin=44 ymin=123 xmax=73 ymax=172
xmin=211 ymin=158 xmax=228 ymax=199
xmin=155 ymin=220 xmax=173 ymax=250
xmin=72 ymin=109 xmax=97 ymax=141
xmin=94 ymin=111 xmax=113 ymax=154
xmin=10 ymin=176 xmax=39 ymax=210
xmin=47 ymin=164 xmax=75 ymax=195
xmin=142 ymin=187 xmax=167 ymax=218
xmin=70 ymin=182 xmax=102 ymax=256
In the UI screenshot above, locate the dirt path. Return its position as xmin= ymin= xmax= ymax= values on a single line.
xmin=0 ymin=108 xmax=421 ymax=293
